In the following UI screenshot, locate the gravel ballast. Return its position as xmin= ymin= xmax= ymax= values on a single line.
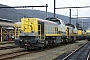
xmin=12 ymin=40 xmax=88 ymax=60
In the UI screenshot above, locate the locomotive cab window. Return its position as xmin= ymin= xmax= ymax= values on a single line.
xmin=61 ymin=21 xmax=65 ymax=25
xmin=50 ymin=20 xmax=61 ymax=25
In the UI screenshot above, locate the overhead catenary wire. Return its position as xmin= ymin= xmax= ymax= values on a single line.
xmin=6 ymin=0 xmax=45 ymax=5
xmin=5 ymin=0 xmax=21 ymax=5
xmin=72 ymin=0 xmax=90 ymax=13
xmin=55 ymin=6 xmax=90 ymax=9
xmin=34 ymin=0 xmax=44 ymax=5
xmin=73 ymin=0 xmax=89 ymax=4
xmin=0 ymin=8 xmax=28 ymax=22
xmin=63 ymin=0 xmax=72 ymax=6
xmin=55 ymin=0 xmax=90 ymax=9
xmin=0 ymin=5 xmax=48 ymax=8
xmin=0 ymin=4 xmax=48 ymax=20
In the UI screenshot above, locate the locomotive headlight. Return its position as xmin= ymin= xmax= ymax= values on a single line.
xmin=87 ymin=34 xmax=89 ymax=35
xmin=20 ymin=40 xmax=22 ymax=41
xmin=30 ymin=24 xmax=32 ymax=27
xmin=32 ymin=30 xmax=34 ymax=33
xmin=25 ymin=40 xmax=28 ymax=42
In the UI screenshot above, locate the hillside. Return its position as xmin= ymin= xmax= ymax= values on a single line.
xmin=0 ymin=4 xmax=70 ymax=23
xmin=0 ymin=4 xmax=90 ymax=29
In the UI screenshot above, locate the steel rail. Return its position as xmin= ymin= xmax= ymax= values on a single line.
xmin=0 ymin=45 xmax=18 ymax=50
xmin=87 ymin=52 xmax=90 ymax=60
xmin=0 ymin=41 xmax=14 ymax=45
xmin=62 ymin=42 xmax=89 ymax=60
xmin=0 ymin=51 xmax=30 ymax=60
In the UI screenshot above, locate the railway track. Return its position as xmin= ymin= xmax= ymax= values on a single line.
xmin=87 ymin=52 xmax=90 ymax=60
xmin=62 ymin=42 xmax=90 ymax=60
xmin=0 ymin=45 xmax=18 ymax=50
xmin=0 ymin=40 xmax=88 ymax=60
xmin=0 ymin=48 xmax=44 ymax=60
xmin=0 ymin=41 xmax=14 ymax=45
xmin=0 ymin=43 xmax=68 ymax=60
xmin=0 ymin=41 xmax=17 ymax=50
xmin=0 ymin=50 xmax=30 ymax=60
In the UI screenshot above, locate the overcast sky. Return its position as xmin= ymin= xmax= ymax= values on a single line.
xmin=0 ymin=0 xmax=90 ymax=17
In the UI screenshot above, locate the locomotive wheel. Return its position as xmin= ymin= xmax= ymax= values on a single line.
xmin=66 ymin=38 xmax=68 ymax=42
xmin=38 ymin=47 xmax=43 ymax=50
xmin=26 ymin=46 xmax=31 ymax=50
xmin=27 ymin=48 xmax=30 ymax=50
xmin=61 ymin=39 xmax=63 ymax=43
xmin=87 ymin=39 xmax=90 ymax=41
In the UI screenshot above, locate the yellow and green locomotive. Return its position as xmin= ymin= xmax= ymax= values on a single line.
xmin=77 ymin=27 xmax=86 ymax=40
xmin=86 ymin=27 xmax=90 ymax=41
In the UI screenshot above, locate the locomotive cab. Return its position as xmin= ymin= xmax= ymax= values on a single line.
xmin=46 ymin=18 xmax=66 ymax=35
xmin=65 ymin=23 xmax=77 ymax=42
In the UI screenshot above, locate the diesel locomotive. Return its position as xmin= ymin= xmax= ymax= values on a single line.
xmin=14 ymin=17 xmax=78 ymax=50
xmin=86 ymin=27 xmax=90 ymax=41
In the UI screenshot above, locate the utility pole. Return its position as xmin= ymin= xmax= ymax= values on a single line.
xmin=46 ymin=4 xmax=48 ymax=18
xmin=77 ymin=9 xmax=78 ymax=23
xmin=76 ymin=9 xmax=78 ymax=27
xmin=82 ymin=19 xmax=84 ymax=29
xmin=54 ymin=0 xmax=56 ymax=17
xmin=17 ymin=14 xmax=19 ymax=22
xmin=69 ymin=9 xmax=71 ymax=24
